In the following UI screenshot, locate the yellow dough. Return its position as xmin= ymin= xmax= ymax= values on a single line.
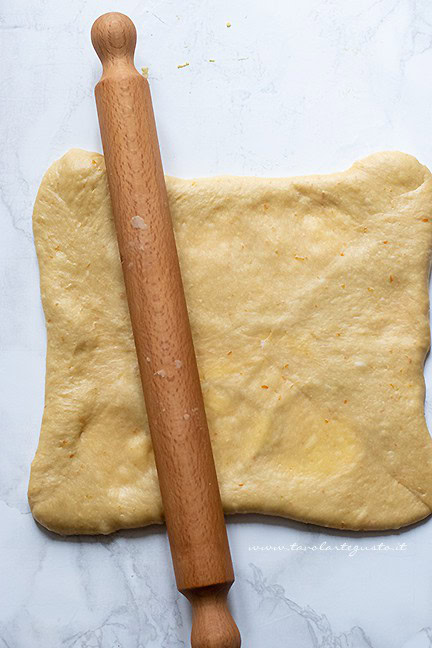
xmin=29 ymin=148 xmax=432 ymax=534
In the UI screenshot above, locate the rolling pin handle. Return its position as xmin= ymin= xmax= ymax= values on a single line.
xmin=91 ymin=12 xmax=136 ymax=70
xmin=185 ymin=585 xmax=241 ymax=648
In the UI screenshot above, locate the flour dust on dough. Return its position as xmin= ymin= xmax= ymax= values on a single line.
xmin=29 ymin=148 xmax=432 ymax=534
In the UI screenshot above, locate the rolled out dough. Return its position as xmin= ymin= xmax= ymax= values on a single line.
xmin=29 ymin=149 xmax=432 ymax=534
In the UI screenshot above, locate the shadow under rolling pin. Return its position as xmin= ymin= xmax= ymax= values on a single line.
xmin=91 ymin=12 xmax=241 ymax=648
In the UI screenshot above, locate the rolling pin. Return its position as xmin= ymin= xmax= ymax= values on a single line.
xmin=91 ymin=13 xmax=241 ymax=648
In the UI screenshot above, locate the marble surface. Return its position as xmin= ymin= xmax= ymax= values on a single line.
xmin=1 ymin=0 xmax=432 ymax=646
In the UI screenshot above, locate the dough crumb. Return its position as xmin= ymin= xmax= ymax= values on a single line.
xmin=183 ymin=413 xmax=190 ymax=420
xmin=177 ymin=62 xmax=190 ymax=69
xmin=141 ymin=67 xmax=149 ymax=79
xmin=226 ymin=21 xmax=231 ymax=27
xmin=131 ymin=216 xmax=148 ymax=230
xmin=154 ymin=369 xmax=166 ymax=378
xmin=209 ymin=58 xmax=215 ymax=62
xmin=174 ymin=360 xmax=182 ymax=369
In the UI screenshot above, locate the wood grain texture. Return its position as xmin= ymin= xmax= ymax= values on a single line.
xmin=91 ymin=12 xmax=240 ymax=647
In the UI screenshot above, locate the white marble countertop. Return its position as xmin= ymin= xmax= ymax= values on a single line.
xmin=2 ymin=1 xmax=432 ymax=646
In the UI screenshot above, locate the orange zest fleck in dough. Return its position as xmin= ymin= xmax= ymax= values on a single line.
xmin=261 ymin=385 xmax=269 ymax=389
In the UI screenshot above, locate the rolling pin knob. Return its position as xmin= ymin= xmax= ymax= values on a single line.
xmin=91 ymin=12 xmax=136 ymax=69
xmin=186 ymin=585 xmax=241 ymax=648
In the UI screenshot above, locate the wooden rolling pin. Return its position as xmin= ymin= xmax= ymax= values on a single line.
xmin=91 ymin=13 xmax=241 ymax=648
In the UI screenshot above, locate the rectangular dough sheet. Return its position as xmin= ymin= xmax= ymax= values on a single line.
xmin=29 ymin=149 xmax=432 ymax=534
